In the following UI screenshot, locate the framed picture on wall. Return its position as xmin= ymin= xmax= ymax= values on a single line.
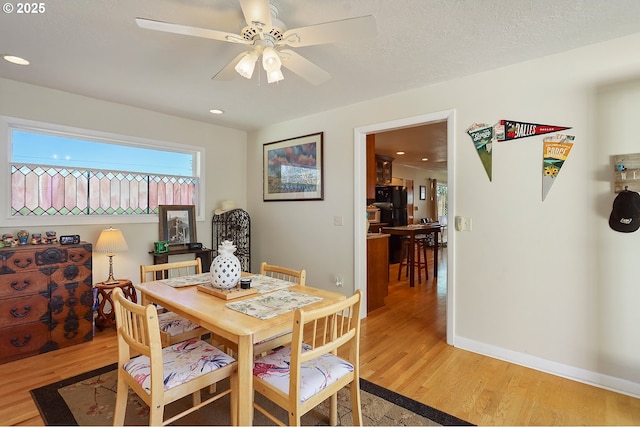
xmin=420 ymin=185 xmax=426 ymax=200
xmin=263 ymin=132 xmax=324 ymax=201
xmin=159 ymin=205 xmax=197 ymax=245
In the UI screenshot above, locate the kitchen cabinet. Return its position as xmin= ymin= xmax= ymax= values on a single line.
xmin=367 ymin=233 xmax=389 ymax=312
xmin=0 ymin=243 xmax=93 ymax=364
xmin=366 ymin=135 xmax=376 ymax=200
xmin=376 ymin=154 xmax=393 ymax=185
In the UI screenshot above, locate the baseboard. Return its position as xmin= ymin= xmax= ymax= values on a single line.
xmin=455 ymin=336 xmax=640 ymax=398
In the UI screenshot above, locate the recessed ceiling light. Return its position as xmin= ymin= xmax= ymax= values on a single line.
xmin=209 ymin=109 xmax=224 ymax=115
xmin=396 ymin=151 xmax=405 ymax=155
xmin=421 ymin=158 xmax=429 ymax=161
xmin=3 ymin=55 xmax=29 ymax=65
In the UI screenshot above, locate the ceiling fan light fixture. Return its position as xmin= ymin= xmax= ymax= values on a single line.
xmin=262 ymin=47 xmax=281 ymax=72
xmin=235 ymin=50 xmax=258 ymax=79
xmin=266 ymin=68 xmax=284 ymax=84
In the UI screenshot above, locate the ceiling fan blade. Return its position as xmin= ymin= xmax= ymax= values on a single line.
xmin=212 ymin=52 xmax=247 ymax=81
xmin=238 ymin=0 xmax=272 ymax=29
xmin=135 ymin=18 xmax=249 ymax=44
xmin=280 ymin=15 xmax=376 ymax=47
xmin=279 ymin=49 xmax=331 ymax=86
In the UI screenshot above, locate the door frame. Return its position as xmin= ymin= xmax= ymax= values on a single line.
xmin=353 ymin=109 xmax=456 ymax=345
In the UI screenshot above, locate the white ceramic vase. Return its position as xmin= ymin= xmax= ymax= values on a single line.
xmin=210 ymin=240 xmax=241 ymax=289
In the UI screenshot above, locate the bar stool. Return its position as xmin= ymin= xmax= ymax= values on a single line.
xmin=397 ymin=235 xmax=429 ymax=283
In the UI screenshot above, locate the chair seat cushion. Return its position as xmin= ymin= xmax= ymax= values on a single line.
xmin=124 ymin=339 xmax=235 ymax=394
xmin=158 ymin=311 xmax=200 ymax=337
xmin=253 ymin=343 xmax=354 ymax=403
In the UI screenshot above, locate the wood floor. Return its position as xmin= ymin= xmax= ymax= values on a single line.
xmin=1 ymin=246 xmax=639 ymax=425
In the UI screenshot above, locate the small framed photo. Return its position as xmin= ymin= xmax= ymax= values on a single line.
xmin=263 ymin=132 xmax=324 ymax=201
xmin=159 ymin=205 xmax=197 ymax=246
xmin=420 ymin=186 xmax=426 ymax=200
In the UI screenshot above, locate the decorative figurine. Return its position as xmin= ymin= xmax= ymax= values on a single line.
xmin=16 ymin=230 xmax=29 ymax=245
xmin=45 ymin=230 xmax=57 ymax=244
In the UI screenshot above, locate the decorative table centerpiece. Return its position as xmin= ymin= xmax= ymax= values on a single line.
xmin=210 ymin=240 xmax=242 ymax=289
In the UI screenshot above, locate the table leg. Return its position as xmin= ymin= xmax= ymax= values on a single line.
xmin=409 ymin=232 xmax=416 ymax=287
xmin=236 ymin=335 xmax=253 ymax=426
xmin=433 ymin=229 xmax=439 ymax=278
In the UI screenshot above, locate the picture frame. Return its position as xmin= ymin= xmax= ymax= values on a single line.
xmin=420 ymin=185 xmax=426 ymax=200
xmin=263 ymin=132 xmax=324 ymax=201
xmin=158 ymin=205 xmax=197 ymax=246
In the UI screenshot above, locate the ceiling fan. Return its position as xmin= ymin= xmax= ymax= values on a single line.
xmin=135 ymin=0 xmax=376 ymax=85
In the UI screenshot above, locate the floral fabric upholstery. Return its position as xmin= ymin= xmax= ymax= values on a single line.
xmin=124 ymin=339 xmax=235 ymax=394
xmin=253 ymin=343 xmax=354 ymax=403
xmin=158 ymin=311 xmax=200 ymax=336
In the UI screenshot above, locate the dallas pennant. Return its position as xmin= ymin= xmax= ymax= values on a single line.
xmin=498 ymin=120 xmax=571 ymax=141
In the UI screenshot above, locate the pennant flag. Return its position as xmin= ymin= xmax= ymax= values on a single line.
xmin=498 ymin=120 xmax=571 ymax=141
xmin=542 ymin=134 xmax=574 ymax=201
xmin=466 ymin=123 xmax=493 ymax=181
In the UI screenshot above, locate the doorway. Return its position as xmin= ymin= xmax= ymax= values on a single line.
xmin=353 ymin=109 xmax=456 ymax=345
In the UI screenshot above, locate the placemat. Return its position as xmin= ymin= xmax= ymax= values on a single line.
xmin=158 ymin=273 xmax=212 ymax=288
xmin=226 ymin=289 xmax=322 ymax=320
xmin=244 ymin=274 xmax=297 ymax=293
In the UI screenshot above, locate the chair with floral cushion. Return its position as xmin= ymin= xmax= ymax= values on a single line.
xmin=252 ymin=262 xmax=307 ymax=355
xmin=140 ymin=259 xmax=209 ymax=347
xmin=111 ymin=287 xmax=237 ymax=426
xmin=252 ymin=290 xmax=362 ymax=426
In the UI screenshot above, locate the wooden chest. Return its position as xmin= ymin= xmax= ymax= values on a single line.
xmin=0 ymin=243 xmax=93 ymax=364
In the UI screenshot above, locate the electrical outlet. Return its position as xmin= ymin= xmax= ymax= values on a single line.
xmin=333 ymin=215 xmax=344 ymax=226
xmin=335 ymin=276 xmax=343 ymax=287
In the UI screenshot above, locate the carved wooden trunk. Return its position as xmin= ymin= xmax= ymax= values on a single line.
xmin=0 ymin=243 xmax=93 ymax=364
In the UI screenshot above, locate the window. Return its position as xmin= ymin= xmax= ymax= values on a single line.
xmin=3 ymin=117 xmax=204 ymax=224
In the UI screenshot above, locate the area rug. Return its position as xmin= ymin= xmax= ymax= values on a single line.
xmin=31 ymin=363 xmax=472 ymax=426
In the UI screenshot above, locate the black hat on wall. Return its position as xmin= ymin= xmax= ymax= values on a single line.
xmin=609 ymin=190 xmax=640 ymax=233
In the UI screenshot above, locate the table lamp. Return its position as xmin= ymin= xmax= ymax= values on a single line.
xmin=95 ymin=227 xmax=128 ymax=285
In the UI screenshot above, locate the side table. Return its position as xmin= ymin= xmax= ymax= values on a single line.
xmin=95 ymin=279 xmax=137 ymax=331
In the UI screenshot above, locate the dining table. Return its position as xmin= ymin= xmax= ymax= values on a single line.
xmin=381 ymin=224 xmax=441 ymax=287
xmin=135 ymin=275 xmax=346 ymax=426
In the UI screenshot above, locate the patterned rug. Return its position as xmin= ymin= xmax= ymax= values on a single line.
xmin=31 ymin=363 xmax=472 ymax=426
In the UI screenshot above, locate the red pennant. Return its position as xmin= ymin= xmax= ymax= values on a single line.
xmin=497 ymin=120 xmax=571 ymax=141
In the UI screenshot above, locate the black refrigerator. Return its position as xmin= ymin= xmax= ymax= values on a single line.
xmin=373 ymin=185 xmax=407 ymax=263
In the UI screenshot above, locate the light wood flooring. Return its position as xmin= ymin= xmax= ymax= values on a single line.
xmin=1 ymin=246 xmax=640 ymax=425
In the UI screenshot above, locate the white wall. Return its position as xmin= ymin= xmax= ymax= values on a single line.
xmin=0 ymin=78 xmax=247 ymax=283
xmin=246 ymin=33 xmax=640 ymax=397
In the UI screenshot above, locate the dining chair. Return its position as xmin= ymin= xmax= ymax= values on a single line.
xmin=111 ymin=287 xmax=238 ymax=426
xmin=217 ymin=262 xmax=308 ymax=358
xmin=259 ymin=261 xmax=306 ymax=285
xmin=252 ymin=290 xmax=362 ymax=426
xmin=140 ymin=259 xmax=209 ymax=347
xmin=253 ymin=262 xmax=307 ymax=355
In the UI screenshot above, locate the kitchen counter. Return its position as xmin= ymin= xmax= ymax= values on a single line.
xmin=367 ymin=232 xmax=389 ymax=240
xmin=368 ymin=222 xmax=389 ymax=233
xmin=367 ymin=233 xmax=389 ymax=312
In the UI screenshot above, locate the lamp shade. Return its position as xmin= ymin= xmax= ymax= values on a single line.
xmin=266 ymin=68 xmax=284 ymax=84
xmin=95 ymin=227 xmax=128 ymax=254
xmin=262 ymin=47 xmax=281 ymax=72
xmin=235 ymin=50 xmax=258 ymax=79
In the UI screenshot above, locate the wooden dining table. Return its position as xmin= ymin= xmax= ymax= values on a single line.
xmin=381 ymin=224 xmax=441 ymax=287
xmin=135 ymin=278 xmax=346 ymax=426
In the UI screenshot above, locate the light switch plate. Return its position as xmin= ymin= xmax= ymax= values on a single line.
xmin=455 ymin=216 xmax=472 ymax=231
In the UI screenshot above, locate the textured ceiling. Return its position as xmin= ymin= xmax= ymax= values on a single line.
xmin=2 ymin=0 xmax=640 ymax=134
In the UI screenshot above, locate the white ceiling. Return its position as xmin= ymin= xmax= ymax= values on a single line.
xmin=1 ymin=0 xmax=640 ymax=171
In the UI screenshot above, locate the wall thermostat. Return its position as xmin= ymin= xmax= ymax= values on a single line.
xmin=60 ymin=235 xmax=80 ymax=245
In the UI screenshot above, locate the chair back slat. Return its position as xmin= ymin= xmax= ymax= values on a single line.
xmin=260 ymin=262 xmax=306 ymax=285
xmin=140 ymin=259 xmax=203 ymax=283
